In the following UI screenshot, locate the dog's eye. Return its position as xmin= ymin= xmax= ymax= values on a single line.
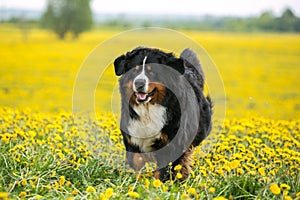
xmin=146 ymin=66 xmax=155 ymax=76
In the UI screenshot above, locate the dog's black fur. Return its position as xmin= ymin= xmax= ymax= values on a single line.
xmin=114 ymin=47 xmax=212 ymax=181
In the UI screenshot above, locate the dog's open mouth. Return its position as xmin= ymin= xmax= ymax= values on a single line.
xmin=135 ymin=88 xmax=156 ymax=103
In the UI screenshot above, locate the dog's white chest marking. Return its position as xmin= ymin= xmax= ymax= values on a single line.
xmin=128 ymin=104 xmax=167 ymax=152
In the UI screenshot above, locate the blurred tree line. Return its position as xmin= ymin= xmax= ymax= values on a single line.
xmin=220 ymin=8 xmax=300 ymax=32
xmin=2 ymin=5 xmax=300 ymax=40
xmin=99 ymin=8 xmax=300 ymax=33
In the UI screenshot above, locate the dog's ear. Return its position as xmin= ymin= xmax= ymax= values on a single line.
xmin=167 ymin=57 xmax=185 ymax=75
xmin=114 ymin=55 xmax=126 ymax=76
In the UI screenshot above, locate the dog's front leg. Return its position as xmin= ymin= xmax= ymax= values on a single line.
xmin=122 ymin=132 xmax=147 ymax=170
xmin=126 ymin=151 xmax=148 ymax=171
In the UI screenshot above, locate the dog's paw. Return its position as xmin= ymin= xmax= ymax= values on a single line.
xmin=130 ymin=153 xmax=147 ymax=170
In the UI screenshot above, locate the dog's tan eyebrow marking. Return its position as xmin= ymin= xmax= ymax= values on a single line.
xmin=146 ymin=65 xmax=152 ymax=71
xmin=135 ymin=65 xmax=139 ymax=70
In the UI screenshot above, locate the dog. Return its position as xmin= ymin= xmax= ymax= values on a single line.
xmin=114 ymin=47 xmax=212 ymax=182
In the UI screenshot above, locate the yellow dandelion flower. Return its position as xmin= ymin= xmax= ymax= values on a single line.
xmin=174 ymin=164 xmax=182 ymax=171
xmin=270 ymin=183 xmax=281 ymax=195
xmin=32 ymin=176 xmax=38 ymax=183
xmin=21 ymin=161 xmax=28 ymax=166
xmin=181 ymin=192 xmax=190 ymax=199
xmin=296 ymin=192 xmax=300 ymax=197
xmin=0 ymin=192 xmax=9 ymax=198
xmin=1 ymin=133 xmax=10 ymax=144
xmin=268 ymin=170 xmax=276 ymax=176
xmin=99 ymin=193 xmax=105 ymax=200
xmin=66 ymin=181 xmax=71 ymax=187
xmin=127 ymin=191 xmax=140 ymax=198
xmin=128 ymin=186 xmax=133 ymax=192
xmin=86 ymin=186 xmax=96 ymax=194
xmin=51 ymin=171 xmax=56 ymax=178
xmin=53 ymin=181 xmax=59 ymax=190
xmin=213 ymin=197 xmax=227 ymax=200
xmin=284 ymin=195 xmax=292 ymax=200
xmin=19 ymin=191 xmax=27 ymax=197
xmin=153 ymin=179 xmax=162 ymax=188
xmin=57 ymin=152 xmax=65 ymax=160
xmin=209 ymin=187 xmax=216 ymax=193
xmin=144 ymin=179 xmax=150 ymax=188
xmin=237 ymin=168 xmax=244 ymax=175
xmin=54 ymin=134 xmax=62 ymax=141
xmin=59 ymin=176 xmax=65 ymax=186
xmin=31 ymin=181 xmax=36 ymax=189
xmin=187 ymin=188 xmax=196 ymax=195
xmin=28 ymin=130 xmax=36 ymax=138
xmin=176 ymin=172 xmax=183 ymax=179
xmin=72 ymin=189 xmax=79 ymax=195
xmin=229 ymin=160 xmax=240 ymax=169
xmin=258 ymin=167 xmax=266 ymax=176
xmin=190 ymin=171 xmax=195 ymax=178
xmin=74 ymin=164 xmax=79 ymax=171
xmin=163 ymin=185 xmax=168 ymax=192
xmin=21 ymin=178 xmax=27 ymax=186
xmin=45 ymin=184 xmax=51 ymax=190
xmin=249 ymin=171 xmax=256 ymax=176
xmin=280 ymin=183 xmax=290 ymax=190
xmin=33 ymin=195 xmax=43 ymax=199
xmin=105 ymin=188 xmax=114 ymax=198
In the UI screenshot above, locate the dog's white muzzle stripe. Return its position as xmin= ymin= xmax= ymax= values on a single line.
xmin=133 ymin=56 xmax=149 ymax=93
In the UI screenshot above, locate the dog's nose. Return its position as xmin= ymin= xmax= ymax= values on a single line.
xmin=134 ymin=79 xmax=146 ymax=91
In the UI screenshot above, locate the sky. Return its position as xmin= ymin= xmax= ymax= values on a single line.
xmin=1 ymin=0 xmax=300 ymax=16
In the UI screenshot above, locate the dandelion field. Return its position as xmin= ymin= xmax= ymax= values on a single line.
xmin=0 ymin=24 xmax=300 ymax=199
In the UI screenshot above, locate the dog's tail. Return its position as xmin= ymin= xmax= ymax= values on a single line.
xmin=180 ymin=48 xmax=204 ymax=76
xmin=180 ymin=48 xmax=205 ymax=89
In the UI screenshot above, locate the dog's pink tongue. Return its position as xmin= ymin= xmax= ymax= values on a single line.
xmin=137 ymin=93 xmax=147 ymax=100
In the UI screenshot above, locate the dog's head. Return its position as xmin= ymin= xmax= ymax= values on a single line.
xmin=114 ymin=47 xmax=184 ymax=105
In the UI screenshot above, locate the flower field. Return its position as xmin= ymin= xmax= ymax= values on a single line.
xmin=0 ymin=24 xmax=300 ymax=199
xmin=0 ymin=108 xmax=299 ymax=199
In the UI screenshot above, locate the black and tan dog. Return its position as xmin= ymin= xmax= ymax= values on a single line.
xmin=114 ymin=47 xmax=212 ymax=181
